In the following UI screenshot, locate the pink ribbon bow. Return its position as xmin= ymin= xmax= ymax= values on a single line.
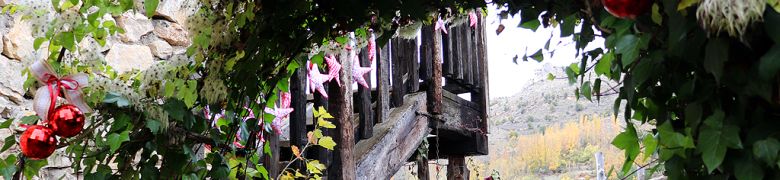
xmin=30 ymin=60 xmax=91 ymax=122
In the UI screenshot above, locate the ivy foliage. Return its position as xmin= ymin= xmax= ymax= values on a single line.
xmin=494 ymin=0 xmax=780 ymax=178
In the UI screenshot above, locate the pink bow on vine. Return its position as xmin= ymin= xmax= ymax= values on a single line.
xmin=30 ymin=60 xmax=91 ymax=122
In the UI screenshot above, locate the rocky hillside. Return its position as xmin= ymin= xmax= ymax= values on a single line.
xmin=488 ymin=67 xmax=619 ymax=137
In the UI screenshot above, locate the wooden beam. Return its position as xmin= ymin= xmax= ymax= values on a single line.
xmin=447 ymin=156 xmax=469 ymax=180
xmin=263 ymin=132 xmax=280 ymax=178
xmin=469 ymin=22 xmax=480 ymax=89
xmin=329 ymin=48 xmax=356 ymax=180
xmin=376 ymin=42 xmax=391 ymax=124
xmin=289 ymin=63 xmax=308 ymax=170
xmin=355 ymin=93 xmax=430 ymax=179
xmin=427 ymin=22 xmax=443 ymax=114
xmin=357 ymin=48 xmax=374 ymax=140
xmin=407 ymin=38 xmax=420 ymax=92
xmin=474 ymin=12 xmax=490 ymax=133
xmin=420 ymin=25 xmax=433 ymax=89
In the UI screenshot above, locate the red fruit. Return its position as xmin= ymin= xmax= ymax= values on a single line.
xmin=20 ymin=125 xmax=58 ymax=159
xmin=49 ymin=104 xmax=85 ymax=138
xmin=603 ymin=0 xmax=652 ymax=19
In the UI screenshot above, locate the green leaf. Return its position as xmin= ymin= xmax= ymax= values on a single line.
xmin=23 ymin=159 xmax=46 ymax=180
xmin=759 ymin=45 xmax=780 ymax=80
xmin=565 ymin=66 xmax=577 ymax=84
xmin=19 ymin=115 xmax=38 ymax=125
xmin=753 ymin=138 xmax=780 ymax=166
xmin=595 ymin=52 xmax=614 ymax=77
xmin=651 ymin=3 xmax=663 ymax=25
xmin=546 ymin=73 xmax=555 ymax=80
xmin=144 ymin=0 xmax=159 ymax=17
xmin=0 ymin=118 xmax=12 ymax=129
xmin=612 ymin=124 xmax=640 ymax=174
xmin=559 ymin=15 xmax=577 ymax=37
xmin=642 ymin=135 xmax=658 ymax=161
xmin=318 ymin=136 xmax=336 ymax=150
xmin=698 ymin=110 xmax=742 ymax=173
xmin=104 ymin=92 xmax=130 ymax=107
xmin=33 ymin=37 xmax=47 ymax=50
xmin=518 ymin=19 xmax=540 ymax=31
xmin=107 ymin=131 xmax=130 ymax=153
xmin=529 ymin=49 xmax=543 ymax=62
xmin=766 ymin=9 xmax=780 ymax=43
xmin=335 ymin=36 xmax=348 ymax=45
xmin=769 ymin=0 xmax=780 ymax=13
xmin=704 ymin=38 xmax=728 ymax=82
xmin=0 ymin=154 xmax=17 ymax=179
xmin=1 ymin=135 xmax=16 ymax=152
xmin=318 ymin=119 xmax=336 ymax=129
xmin=615 ymin=34 xmax=639 ymax=68
xmin=677 ymin=0 xmax=700 ymax=10
xmin=581 ymin=81 xmax=592 ymax=101
xmin=735 ymin=157 xmax=764 ymax=180
xmin=146 ymin=119 xmax=162 ymax=134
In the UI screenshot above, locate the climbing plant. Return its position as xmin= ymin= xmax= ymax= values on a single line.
xmin=492 ymin=0 xmax=780 ymax=179
xmin=0 ymin=0 xmax=486 ymax=179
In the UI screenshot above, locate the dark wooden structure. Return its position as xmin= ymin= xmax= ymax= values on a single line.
xmin=266 ymin=13 xmax=489 ymax=180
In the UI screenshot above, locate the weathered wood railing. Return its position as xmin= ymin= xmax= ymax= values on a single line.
xmin=265 ymin=12 xmax=489 ymax=179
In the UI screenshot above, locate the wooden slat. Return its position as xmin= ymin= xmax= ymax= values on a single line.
xmin=376 ymin=42 xmax=391 ymax=124
xmin=357 ymin=48 xmax=374 ymax=140
xmin=328 ymin=48 xmax=356 ymax=179
xmin=354 ymin=93 xmax=430 ymax=179
xmin=420 ymin=25 xmax=433 ymax=89
xmin=289 ymin=63 xmax=308 ymax=170
xmin=407 ymin=38 xmax=420 ymax=92
xmin=475 ymin=12 xmax=490 ymax=133
xmin=442 ymin=26 xmax=454 ymax=77
xmin=263 ymin=133 xmax=280 ymax=178
xmin=417 ymin=157 xmax=429 ymax=180
xmin=469 ymin=23 xmax=480 ymax=89
xmin=391 ymin=38 xmax=405 ymax=107
xmin=453 ymin=26 xmax=463 ymax=80
xmin=471 ymin=23 xmax=482 ymax=89
xmin=461 ymin=24 xmax=474 ymax=87
xmin=447 ymin=156 xmax=469 ymax=180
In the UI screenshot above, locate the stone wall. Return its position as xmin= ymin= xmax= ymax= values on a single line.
xmin=0 ymin=0 xmax=198 ymax=178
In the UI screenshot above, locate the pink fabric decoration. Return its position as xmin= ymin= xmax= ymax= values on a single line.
xmin=307 ymin=62 xmax=330 ymax=98
xmin=351 ymin=50 xmax=372 ymax=89
xmin=324 ymin=54 xmax=342 ymax=87
xmin=435 ymin=19 xmax=448 ymax=34
xmin=469 ymin=12 xmax=478 ymax=28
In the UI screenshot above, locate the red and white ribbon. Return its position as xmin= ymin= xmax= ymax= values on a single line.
xmin=30 ymin=60 xmax=91 ymax=122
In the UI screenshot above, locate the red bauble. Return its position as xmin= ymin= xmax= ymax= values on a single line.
xmin=49 ymin=104 xmax=85 ymax=138
xmin=603 ymin=0 xmax=652 ymax=19
xmin=20 ymin=125 xmax=58 ymax=159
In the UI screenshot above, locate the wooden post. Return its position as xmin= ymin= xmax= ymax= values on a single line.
xmin=357 ymin=48 xmax=374 ymax=140
xmin=461 ymin=24 xmax=473 ymax=86
xmin=417 ymin=156 xmax=430 ymax=180
xmin=289 ymin=64 xmax=308 ymax=170
xmin=595 ymin=152 xmax=606 ymax=180
xmin=447 ymin=156 xmax=469 ymax=180
xmin=329 ymin=46 xmax=356 ymax=180
xmin=420 ymin=26 xmax=433 ymax=89
xmin=376 ymin=42 xmax=391 ymax=124
xmin=407 ymin=38 xmax=420 ymax=92
xmin=391 ymin=38 xmax=405 ymax=107
xmin=263 ymin=132 xmax=280 ymax=178
xmin=475 ymin=12 xmax=490 ymax=133
xmin=453 ymin=26 xmax=463 ymax=81
xmin=427 ymin=22 xmax=444 ymax=114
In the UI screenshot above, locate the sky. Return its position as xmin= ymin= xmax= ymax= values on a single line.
xmin=485 ymin=5 xmax=604 ymax=97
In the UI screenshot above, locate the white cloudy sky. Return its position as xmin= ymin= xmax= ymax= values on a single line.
xmin=485 ymin=5 xmax=604 ymax=97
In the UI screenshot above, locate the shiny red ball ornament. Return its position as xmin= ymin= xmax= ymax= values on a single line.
xmin=20 ymin=125 xmax=58 ymax=159
xmin=49 ymin=104 xmax=85 ymax=138
xmin=603 ymin=0 xmax=652 ymax=19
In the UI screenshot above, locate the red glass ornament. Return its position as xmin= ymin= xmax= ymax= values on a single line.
xmin=20 ymin=125 xmax=58 ymax=159
xmin=603 ymin=0 xmax=652 ymax=19
xmin=49 ymin=104 xmax=85 ymax=138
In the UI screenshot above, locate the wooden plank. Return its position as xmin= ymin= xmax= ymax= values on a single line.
xmin=376 ymin=42 xmax=391 ymax=124
xmin=428 ymin=21 xmax=444 ymax=114
xmin=263 ymin=133 xmax=280 ymax=178
xmin=417 ymin=156 xmax=430 ymax=180
xmin=357 ymin=47 xmax=374 ymax=140
xmin=469 ymin=22 xmax=480 ymax=89
xmin=289 ymin=63 xmax=308 ymax=170
xmin=354 ymin=93 xmax=430 ymax=179
xmin=328 ymin=48 xmax=356 ymax=179
xmin=407 ymin=38 xmax=420 ymax=92
xmin=452 ymin=26 xmax=463 ymax=80
xmin=391 ymin=38 xmax=405 ymax=107
xmin=447 ymin=156 xmax=469 ymax=180
xmin=420 ymin=25 xmax=433 ymax=89
xmin=442 ymin=26 xmax=454 ymax=77
xmin=461 ymin=24 xmax=474 ymax=87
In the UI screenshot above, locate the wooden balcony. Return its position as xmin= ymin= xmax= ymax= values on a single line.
xmin=266 ymin=12 xmax=490 ymax=180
